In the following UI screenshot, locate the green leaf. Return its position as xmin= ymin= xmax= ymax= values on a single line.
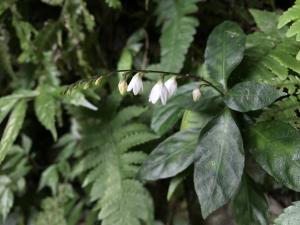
xmin=233 ymin=176 xmax=268 ymax=225
xmin=39 ymin=165 xmax=59 ymax=195
xmin=34 ymin=88 xmax=58 ymax=140
xmin=248 ymin=121 xmax=300 ymax=191
xmin=205 ymin=21 xmax=246 ymax=90
xmin=194 ymin=110 xmax=244 ymax=218
xmin=167 ymin=174 xmax=186 ymax=201
xmin=0 ymin=38 xmax=15 ymax=79
xmin=274 ymin=201 xmax=300 ymax=225
xmin=140 ymin=128 xmax=199 ymax=181
xmin=0 ymin=188 xmax=13 ymax=221
xmin=249 ymin=9 xmax=281 ymax=35
xmin=41 ymin=0 xmax=64 ymax=6
xmin=0 ymin=100 xmax=27 ymax=164
xmin=224 ymin=81 xmax=283 ymax=112
xmin=105 ymin=0 xmax=121 ymax=9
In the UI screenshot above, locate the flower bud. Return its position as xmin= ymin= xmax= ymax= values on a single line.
xmin=118 ymin=80 xmax=128 ymax=95
xmin=192 ymin=88 xmax=201 ymax=102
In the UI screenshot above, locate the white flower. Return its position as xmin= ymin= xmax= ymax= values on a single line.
xmin=127 ymin=73 xmax=143 ymax=95
xmin=192 ymin=88 xmax=201 ymax=102
xmin=164 ymin=76 xmax=177 ymax=98
xmin=149 ymin=80 xmax=169 ymax=105
xmin=118 ymin=80 xmax=128 ymax=95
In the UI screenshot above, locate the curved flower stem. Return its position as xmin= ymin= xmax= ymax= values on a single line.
xmin=108 ymin=69 xmax=224 ymax=96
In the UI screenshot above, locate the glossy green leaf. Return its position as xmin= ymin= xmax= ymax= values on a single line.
xmin=194 ymin=110 xmax=244 ymax=218
xmin=205 ymin=21 xmax=246 ymax=90
xmin=274 ymin=201 xmax=300 ymax=225
xmin=141 ymin=110 xmax=214 ymax=181
xmin=140 ymin=129 xmax=199 ymax=180
xmin=0 ymin=100 xmax=27 ymax=164
xmin=151 ymin=83 xmax=222 ymax=135
xmin=248 ymin=121 xmax=300 ymax=191
xmin=224 ymin=81 xmax=283 ymax=112
xmin=233 ymin=176 xmax=268 ymax=225
xmin=35 ymin=88 xmax=58 ymax=140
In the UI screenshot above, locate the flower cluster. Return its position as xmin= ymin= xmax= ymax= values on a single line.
xmin=118 ymin=72 xmax=201 ymax=105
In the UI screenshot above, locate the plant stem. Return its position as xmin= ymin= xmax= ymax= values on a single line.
xmin=107 ymin=69 xmax=224 ymax=96
xmin=184 ymin=175 xmax=206 ymax=225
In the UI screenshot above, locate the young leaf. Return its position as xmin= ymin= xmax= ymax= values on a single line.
xmin=194 ymin=110 xmax=244 ymax=218
xmin=35 ymin=88 xmax=58 ymax=140
xmin=0 ymin=188 xmax=13 ymax=221
xmin=205 ymin=21 xmax=246 ymax=90
xmin=274 ymin=201 xmax=300 ymax=225
xmin=0 ymin=100 xmax=27 ymax=164
xmin=224 ymin=81 xmax=283 ymax=112
xmin=233 ymin=176 xmax=268 ymax=225
xmin=39 ymin=165 xmax=59 ymax=195
xmin=248 ymin=121 xmax=300 ymax=191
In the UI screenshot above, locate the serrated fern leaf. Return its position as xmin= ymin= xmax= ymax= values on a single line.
xmin=148 ymin=0 xmax=199 ymax=76
xmin=258 ymin=96 xmax=300 ymax=129
xmin=74 ymin=105 xmax=156 ymax=225
xmin=278 ymin=0 xmax=300 ymax=60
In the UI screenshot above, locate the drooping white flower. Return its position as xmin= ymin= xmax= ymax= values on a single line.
xmin=118 ymin=79 xmax=128 ymax=95
xmin=192 ymin=88 xmax=201 ymax=102
xmin=164 ymin=76 xmax=177 ymax=98
xmin=127 ymin=73 xmax=143 ymax=95
xmin=149 ymin=80 xmax=169 ymax=105
xmin=149 ymin=81 xmax=162 ymax=104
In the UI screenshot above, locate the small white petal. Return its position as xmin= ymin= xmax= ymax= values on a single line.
xmin=127 ymin=73 xmax=143 ymax=95
xmin=164 ymin=76 xmax=177 ymax=98
xmin=127 ymin=75 xmax=137 ymax=92
xmin=160 ymin=84 xmax=169 ymax=105
xmin=149 ymin=81 xmax=162 ymax=104
xmin=192 ymin=88 xmax=201 ymax=102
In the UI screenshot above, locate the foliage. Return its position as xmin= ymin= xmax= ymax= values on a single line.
xmin=0 ymin=1 xmax=300 ymax=225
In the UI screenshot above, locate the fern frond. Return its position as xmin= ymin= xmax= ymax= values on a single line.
xmin=258 ymin=95 xmax=300 ymax=129
xmin=278 ymin=0 xmax=300 ymax=60
xmin=148 ymin=0 xmax=199 ymax=75
xmin=74 ymin=105 xmax=156 ymax=225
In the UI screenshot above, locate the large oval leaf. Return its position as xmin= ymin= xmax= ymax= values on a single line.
xmin=141 ymin=110 xmax=213 ymax=181
xmin=140 ymin=128 xmax=199 ymax=181
xmin=194 ymin=110 xmax=244 ymax=218
xmin=248 ymin=121 xmax=300 ymax=191
xmin=224 ymin=81 xmax=283 ymax=112
xmin=205 ymin=21 xmax=246 ymax=90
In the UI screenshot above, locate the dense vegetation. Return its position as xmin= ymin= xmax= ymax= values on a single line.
xmin=1 ymin=0 xmax=300 ymax=225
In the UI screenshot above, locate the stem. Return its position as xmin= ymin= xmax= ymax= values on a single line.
xmin=107 ymin=69 xmax=224 ymax=96
xmin=184 ymin=175 xmax=206 ymax=225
